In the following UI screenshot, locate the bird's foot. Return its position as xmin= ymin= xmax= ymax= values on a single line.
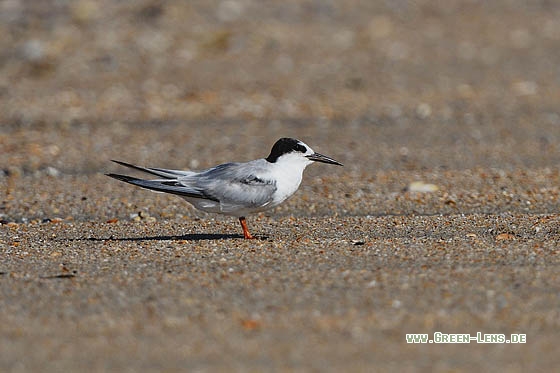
xmin=243 ymin=231 xmax=256 ymax=239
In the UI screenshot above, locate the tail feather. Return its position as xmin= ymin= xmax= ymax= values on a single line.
xmin=111 ymin=160 xmax=194 ymax=179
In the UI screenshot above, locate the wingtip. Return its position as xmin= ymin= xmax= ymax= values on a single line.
xmin=106 ymin=173 xmax=134 ymax=182
xmin=111 ymin=160 xmax=129 ymax=167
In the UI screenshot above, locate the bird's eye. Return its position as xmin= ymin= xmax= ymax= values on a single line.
xmin=295 ymin=144 xmax=307 ymax=153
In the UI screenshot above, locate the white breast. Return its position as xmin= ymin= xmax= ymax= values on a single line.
xmin=271 ymin=168 xmax=303 ymax=205
xmin=266 ymin=153 xmax=312 ymax=206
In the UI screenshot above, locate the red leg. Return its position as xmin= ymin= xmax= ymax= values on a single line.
xmin=238 ymin=217 xmax=255 ymax=239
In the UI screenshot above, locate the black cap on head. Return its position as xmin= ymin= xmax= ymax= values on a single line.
xmin=265 ymin=138 xmax=307 ymax=163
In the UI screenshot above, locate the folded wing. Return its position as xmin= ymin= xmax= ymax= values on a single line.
xmin=189 ymin=162 xmax=277 ymax=212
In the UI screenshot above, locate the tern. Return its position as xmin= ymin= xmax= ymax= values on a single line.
xmin=106 ymin=138 xmax=342 ymax=239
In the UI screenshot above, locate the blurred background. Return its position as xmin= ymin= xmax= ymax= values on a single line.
xmin=1 ymin=0 xmax=560 ymax=216
xmin=3 ymin=0 xmax=560 ymax=122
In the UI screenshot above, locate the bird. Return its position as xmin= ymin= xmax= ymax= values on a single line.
xmin=106 ymin=137 xmax=342 ymax=239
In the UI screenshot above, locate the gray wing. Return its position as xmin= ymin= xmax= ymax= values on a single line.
xmin=106 ymin=173 xmax=220 ymax=201
xmin=184 ymin=161 xmax=278 ymax=209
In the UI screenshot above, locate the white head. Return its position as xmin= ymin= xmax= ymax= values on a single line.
xmin=265 ymin=138 xmax=343 ymax=169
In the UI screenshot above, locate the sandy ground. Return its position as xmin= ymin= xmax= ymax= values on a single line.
xmin=1 ymin=1 xmax=560 ymax=371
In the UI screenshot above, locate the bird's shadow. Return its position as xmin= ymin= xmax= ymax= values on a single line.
xmin=76 ymin=233 xmax=269 ymax=242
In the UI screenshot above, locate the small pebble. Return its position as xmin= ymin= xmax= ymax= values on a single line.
xmin=407 ymin=181 xmax=439 ymax=193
